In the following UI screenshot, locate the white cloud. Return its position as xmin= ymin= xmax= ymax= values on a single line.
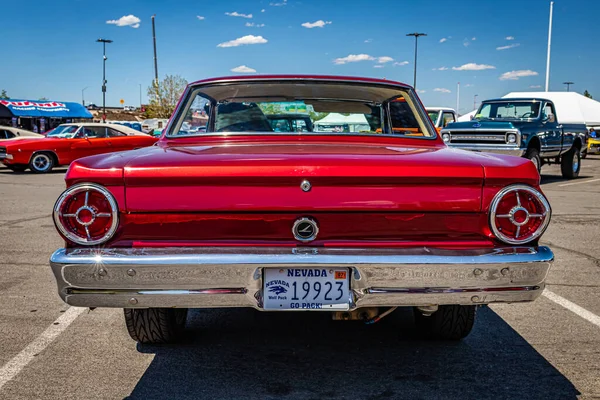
xmin=452 ymin=63 xmax=496 ymax=71
xmin=231 ymin=65 xmax=257 ymax=73
xmin=394 ymin=61 xmax=409 ymax=66
xmin=499 ymin=70 xmax=539 ymax=81
xmin=373 ymin=65 xmax=384 ymax=69
xmin=364 ymin=39 xmax=373 ymax=43
xmin=333 ymin=54 xmax=374 ymax=64
xmin=417 ymin=90 xmax=426 ymax=94
xmin=261 ymin=9 xmax=266 ymax=12
xmin=465 ymin=84 xmax=474 ymax=87
xmin=377 ymin=56 xmax=394 ymax=64
xmin=434 ymin=88 xmax=451 ymax=93
xmin=106 ymin=14 xmax=141 ymax=28
xmin=225 ymin=11 xmax=253 ymax=18
xmin=497 ymin=43 xmax=520 ymax=50
xmin=529 ymin=85 xmax=542 ymax=88
xmin=506 ymin=36 xmax=515 ymax=40
xmin=246 ymin=22 xmax=265 ymax=27
xmin=196 ymin=16 xmax=205 ymax=20
xmin=217 ymin=35 xmax=268 ymax=48
xmin=439 ymin=38 xmax=448 ymax=43
xmin=270 ymin=0 xmax=287 ymax=5
xmin=472 ymin=37 xmax=477 ymax=41
xmin=433 ymin=66 xmax=448 ymax=71
xmin=301 ymin=20 xmax=332 ymax=28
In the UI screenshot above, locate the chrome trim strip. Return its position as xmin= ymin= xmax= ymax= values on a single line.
xmin=445 ymin=143 xmax=524 ymax=157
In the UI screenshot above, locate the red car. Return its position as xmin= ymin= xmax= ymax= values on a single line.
xmin=49 ymin=75 xmax=554 ymax=343
xmin=0 ymin=123 xmax=157 ymax=173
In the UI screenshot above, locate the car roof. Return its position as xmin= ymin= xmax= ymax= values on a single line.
xmin=58 ymin=122 xmax=144 ymax=135
xmin=426 ymin=107 xmax=456 ymax=112
xmin=483 ymin=97 xmax=551 ymax=103
xmin=189 ymin=75 xmax=412 ymax=89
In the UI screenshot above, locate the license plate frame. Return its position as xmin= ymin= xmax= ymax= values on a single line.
xmin=263 ymin=267 xmax=351 ymax=311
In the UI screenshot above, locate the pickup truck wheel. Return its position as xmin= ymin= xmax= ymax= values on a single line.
xmin=29 ymin=152 xmax=54 ymax=174
xmin=525 ymin=148 xmax=541 ymax=173
xmin=124 ymin=308 xmax=188 ymax=344
xmin=561 ymin=147 xmax=581 ymax=179
xmin=414 ymin=305 xmax=476 ymax=340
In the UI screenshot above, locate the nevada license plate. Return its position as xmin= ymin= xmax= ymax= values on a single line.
xmin=263 ymin=268 xmax=351 ymax=310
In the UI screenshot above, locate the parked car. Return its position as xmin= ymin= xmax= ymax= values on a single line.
xmin=0 ymin=123 xmax=157 ymax=173
xmin=0 ymin=126 xmax=44 ymax=139
xmin=267 ymin=114 xmax=314 ymax=132
xmin=442 ymin=96 xmax=587 ymax=179
xmin=123 ymin=105 xmax=137 ymax=111
xmin=86 ymin=103 xmax=100 ymax=110
xmin=49 ymin=75 xmax=553 ymax=344
xmin=426 ymin=107 xmax=457 ymax=129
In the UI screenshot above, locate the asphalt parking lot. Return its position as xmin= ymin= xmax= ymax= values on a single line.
xmin=0 ymin=160 xmax=599 ymax=400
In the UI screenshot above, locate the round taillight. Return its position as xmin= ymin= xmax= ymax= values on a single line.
xmin=489 ymin=184 xmax=551 ymax=245
xmin=53 ymin=183 xmax=119 ymax=245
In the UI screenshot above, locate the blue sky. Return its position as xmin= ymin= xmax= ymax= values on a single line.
xmin=0 ymin=0 xmax=598 ymax=114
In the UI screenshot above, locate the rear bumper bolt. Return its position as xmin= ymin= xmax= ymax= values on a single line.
xmin=501 ymin=268 xmax=510 ymax=276
xmin=129 ymin=298 xmax=138 ymax=305
xmin=473 ymin=268 xmax=483 ymax=276
xmin=471 ymin=295 xmax=480 ymax=303
xmin=127 ymin=268 xmax=136 ymax=276
xmin=98 ymin=268 xmax=107 ymax=277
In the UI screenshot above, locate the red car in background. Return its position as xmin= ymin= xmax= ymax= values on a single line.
xmin=0 ymin=123 xmax=157 ymax=173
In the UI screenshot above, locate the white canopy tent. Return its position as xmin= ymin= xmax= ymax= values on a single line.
xmin=458 ymin=110 xmax=477 ymax=122
xmin=503 ymin=92 xmax=600 ymax=127
xmin=314 ymin=113 xmax=371 ymax=132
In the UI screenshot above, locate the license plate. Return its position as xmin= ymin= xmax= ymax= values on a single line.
xmin=263 ymin=268 xmax=351 ymax=310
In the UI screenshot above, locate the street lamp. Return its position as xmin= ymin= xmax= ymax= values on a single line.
xmin=139 ymin=83 xmax=142 ymax=108
xmin=96 ymin=38 xmax=113 ymax=122
xmin=81 ymin=86 xmax=89 ymax=106
xmin=406 ymin=32 xmax=427 ymax=90
xmin=563 ymin=81 xmax=574 ymax=92
xmin=473 ymin=94 xmax=479 ymax=110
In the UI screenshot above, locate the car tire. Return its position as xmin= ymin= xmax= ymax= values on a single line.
xmin=124 ymin=308 xmax=188 ymax=344
xmin=28 ymin=152 xmax=54 ymax=174
xmin=414 ymin=305 xmax=476 ymax=340
xmin=525 ymin=148 xmax=541 ymax=173
xmin=561 ymin=147 xmax=581 ymax=179
xmin=6 ymin=165 xmax=27 ymax=172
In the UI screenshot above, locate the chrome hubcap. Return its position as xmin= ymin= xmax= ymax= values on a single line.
xmin=573 ymin=152 xmax=579 ymax=172
xmin=33 ymin=154 xmax=50 ymax=171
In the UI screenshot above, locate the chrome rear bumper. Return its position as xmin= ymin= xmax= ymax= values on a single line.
xmin=50 ymin=246 xmax=553 ymax=310
xmin=447 ymin=143 xmax=525 ymax=157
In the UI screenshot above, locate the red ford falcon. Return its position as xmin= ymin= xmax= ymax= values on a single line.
xmin=0 ymin=123 xmax=157 ymax=173
xmin=49 ymin=76 xmax=553 ymax=343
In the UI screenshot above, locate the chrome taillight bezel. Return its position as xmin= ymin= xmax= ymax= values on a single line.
xmin=489 ymin=184 xmax=551 ymax=245
xmin=53 ymin=183 xmax=119 ymax=246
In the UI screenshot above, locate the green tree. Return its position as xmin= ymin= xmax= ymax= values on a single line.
xmin=584 ymin=90 xmax=592 ymax=99
xmin=145 ymin=75 xmax=188 ymax=118
xmin=0 ymin=90 xmax=9 ymax=100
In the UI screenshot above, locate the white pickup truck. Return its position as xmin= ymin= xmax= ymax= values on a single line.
xmin=426 ymin=107 xmax=457 ymax=129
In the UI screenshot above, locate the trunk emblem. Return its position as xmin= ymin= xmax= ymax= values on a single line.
xmin=300 ymin=180 xmax=312 ymax=192
xmin=292 ymin=217 xmax=319 ymax=242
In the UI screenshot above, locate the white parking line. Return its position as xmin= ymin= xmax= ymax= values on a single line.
xmin=543 ymin=289 xmax=600 ymax=328
xmin=558 ymin=178 xmax=600 ymax=187
xmin=0 ymin=307 xmax=84 ymax=391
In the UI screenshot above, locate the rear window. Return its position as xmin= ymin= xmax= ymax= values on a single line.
xmin=169 ymin=81 xmax=435 ymax=139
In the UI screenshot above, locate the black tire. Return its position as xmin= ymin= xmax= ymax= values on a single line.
xmin=561 ymin=147 xmax=581 ymax=179
xmin=28 ymin=152 xmax=54 ymax=174
xmin=124 ymin=308 xmax=188 ymax=344
xmin=525 ymin=147 xmax=541 ymax=173
xmin=414 ymin=305 xmax=476 ymax=340
xmin=6 ymin=165 xmax=27 ymax=172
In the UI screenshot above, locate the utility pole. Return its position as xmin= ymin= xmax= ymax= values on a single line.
xmin=152 ymin=15 xmax=159 ymax=88
xmin=96 ymin=38 xmax=113 ymax=122
xmin=139 ymin=84 xmax=142 ymax=108
xmin=545 ymin=1 xmax=554 ymax=91
xmin=473 ymin=94 xmax=479 ymax=111
xmin=456 ymin=82 xmax=460 ymax=114
xmin=563 ymin=81 xmax=574 ymax=92
xmin=81 ymin=86 xmax=89 ymax=106
xmin=406 ymin=32 xmax=427 ymax=90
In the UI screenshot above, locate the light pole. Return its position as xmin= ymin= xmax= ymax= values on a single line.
xmin=473 ymin=94 xmax=479 ymax=110
xmin=563 ymin=81 xmax=574 ymax=92
xmin=81 ymin=86 xmax=89 ymax=106
xmin=139 ymin=84 xmax=142 ymax=108
xmin=406 ymin=32 xmax=427 ymax=90
xmin=96 ymin=38 xmax=113 ymax=122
